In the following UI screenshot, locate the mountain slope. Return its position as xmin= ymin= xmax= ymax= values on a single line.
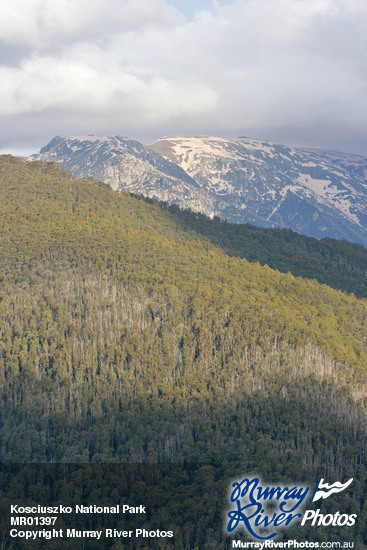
xmin=33 ymin=134 xmax=367 ymax=245
xmin=150 ymin=135 xmax=367 ymax=245
xmin=1 ymin=154 xmax=366 ymax=447
xmin=141 ymin=198 xmax=367 ymax=298
xmin=1 ymin=155 xmax=367 ymax=545
xmin=32 ymin=134 xmax=213 ymax=213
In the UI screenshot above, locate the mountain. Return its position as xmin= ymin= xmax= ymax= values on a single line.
xmin=32 ymin=134 xmax=213 ymax=213
xmin=150 ymin=135 xmax=367 ymax=246
xmin=1 ymin=155 xmax=367 ymax=545
xmin=33 ymin=134 xmax=367 ymax=246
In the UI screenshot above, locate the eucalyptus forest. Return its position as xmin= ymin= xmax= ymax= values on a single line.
xmin=0 ymin=155 xmax=366 ymax=549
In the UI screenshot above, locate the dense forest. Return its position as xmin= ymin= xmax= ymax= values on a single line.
xmin=0 ymin=155 xmax=366 ymax=548
xmin=140 ymin=198 xmax=367 ymax=298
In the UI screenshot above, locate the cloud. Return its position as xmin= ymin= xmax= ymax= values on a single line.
xmin=1 ymin=0 xmax=367 ymax=154
xmin=0 ymin=50 xmax=217 ymax=122
xmin=0 ymin=0 xmax=182 ymax=49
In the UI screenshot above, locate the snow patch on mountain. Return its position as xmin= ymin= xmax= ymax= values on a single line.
xmin=30 ymin=133 xmax=367 ymax=246
xmin=31 ymin=135 xmax=215 ymax=217
xmin=149 ymin=135 xmax=367 ymax=246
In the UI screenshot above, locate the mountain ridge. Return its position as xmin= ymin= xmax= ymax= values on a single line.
xmin=33 ymin=134 xmax=214 ymax=214
xmin=31 ymin=133 xmax=367 ymax=246
xmin=150 ymin=135 xmax=367 ymax=244
xmin=138 ymin=197 xmax=367 ymax=298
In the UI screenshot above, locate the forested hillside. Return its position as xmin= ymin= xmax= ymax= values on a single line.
xmin=141 ymin=199 xmax=367 ymax=298
xmin=0 ymin=155 xmax=366 ymax=548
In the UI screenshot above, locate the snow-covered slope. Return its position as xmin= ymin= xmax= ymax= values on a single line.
xmin=149 ymin=135 xmax=367 ymax=245
xmin=31 ymin=135 xmax=214 ymax=215
xmin=32 ymin=134 xmax=367 ymax=246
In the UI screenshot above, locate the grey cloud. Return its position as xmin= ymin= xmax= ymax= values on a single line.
xmin=0 ymin=41 xmax=30 ymax=67
xmin=1 ymin=0 xmax=367 ymax=157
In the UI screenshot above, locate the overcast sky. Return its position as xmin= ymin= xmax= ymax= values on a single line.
xmin=1 ymin=0 xmax=367 ymax=155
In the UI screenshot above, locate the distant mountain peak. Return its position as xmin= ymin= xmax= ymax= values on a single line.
xmin=150 ymin=135 xmax=367 ymax=245
xmin=32 ymin=134 xmax=215 ymax=216
xmin=32 ymin=133 xmax=367 ymax=246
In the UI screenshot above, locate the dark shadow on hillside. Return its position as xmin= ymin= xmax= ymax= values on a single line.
xmin=133 ymin=196 xmax=367 ymax=298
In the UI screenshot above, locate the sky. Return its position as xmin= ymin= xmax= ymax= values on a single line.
xmin=1 ymin=0 xmax=367 ymax=155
